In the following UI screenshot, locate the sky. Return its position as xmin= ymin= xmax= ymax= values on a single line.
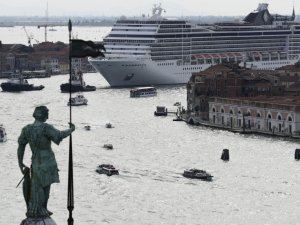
xmin=0 ymin=0 xmax=297 ymax=17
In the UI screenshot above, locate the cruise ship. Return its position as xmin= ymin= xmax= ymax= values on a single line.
xmin=89 ymin=3 xmax=300 ymax=87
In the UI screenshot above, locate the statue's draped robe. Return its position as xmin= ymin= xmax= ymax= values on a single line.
xmin=18 ymin=122 xmax=63 ymax=217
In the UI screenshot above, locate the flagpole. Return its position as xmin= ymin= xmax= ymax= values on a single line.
xmin=67 ymin=19 xmax=74 ymax=225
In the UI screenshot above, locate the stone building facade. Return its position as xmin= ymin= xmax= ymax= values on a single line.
xmin=186 ymin=64 xmax=300 ymax=138
xmin=209 ymin=97 xmax=300 ymax=135
xmin=0 ymin=42 xmax=94 ymax=77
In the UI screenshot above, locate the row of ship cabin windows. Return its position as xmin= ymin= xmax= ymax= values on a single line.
xmin=257 ymin=67 xmax=282 ymax=70
xmin=183 ymin=67 xmax=203 ymax=70
xmin=211 ymin=108 xmax=293 ymax=122
xmin=106 ymin=40 xmax=153 ymax=43
xmin=189 ymin=39 xmax=286 ymax=45
xmin=112 ymin=29 xmax=157 ymax=32
xmin=261 ymin=61 xmax=290 ymax=65
xmin=106 ymin=52 xmax=146 ymax=56
xmin=121 ymin=64 xmax=146 ymax=67
xmin=194 ymin=59 xmax=238 ymax=64
xmin=157 ymin=63 xmax=174 ymax=66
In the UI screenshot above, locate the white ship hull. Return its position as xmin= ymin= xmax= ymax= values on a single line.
xmin=89 ymin=58 xmax=211 ymax=87
xmin=89 ymin=57 xmax=299 ymax=87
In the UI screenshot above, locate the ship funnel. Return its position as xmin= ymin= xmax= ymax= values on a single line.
xmin=257 ymin=3 xmax=268 ymax=11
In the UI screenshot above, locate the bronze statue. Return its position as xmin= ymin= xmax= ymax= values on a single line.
xmin=17 ymin=106 xmax=75 ymax=218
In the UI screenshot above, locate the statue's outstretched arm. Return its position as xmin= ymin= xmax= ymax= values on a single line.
xmin=59 ymin=123 xmax=75 ymax=139
xmin=46 ymin=123 xmax=75 ymax=145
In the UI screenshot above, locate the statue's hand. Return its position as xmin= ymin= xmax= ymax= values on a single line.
xmin=19 ymin=163 xmax=29 ymax=175
xmin=69 ymin=122 xmax=75 ymax=132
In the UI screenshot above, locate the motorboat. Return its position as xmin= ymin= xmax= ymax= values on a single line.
xmin=183 ymin=169 xmax=213 ymax=181
xmin=0 ymin=125 xmax=7 ymax=142
xmin=68 ymin=94 xmax=88 ymax=106
xmin=105 ymin=123 xmax=113 ymax=128
xmin=154 ymin=106 xmax=168 ymax=116
xmin=103 ymin=144 xmax=113 ymax=150
xmin=84 ymin=125 xmax=91 ymax=130
xmin=96 ymin=164 xmax=119 ymax=176
xmin=130 ymin=87 xmax=157 ymax=98
xmin=1 ymin=73 xmax=44 ymax=92
xmin=60 ymin=70 xmax=96 ymax=93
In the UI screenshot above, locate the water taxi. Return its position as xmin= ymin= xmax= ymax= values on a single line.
xmin=130 ymin=87 xmax=157 ymax=98
xmin=183 ymin=169 xmax=213 ymax=181
xmin=96 ymin=164 xmax=119 ymax=176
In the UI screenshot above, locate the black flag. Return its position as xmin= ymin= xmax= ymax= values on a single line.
xmin=70 ymin=39 xmax=106 ymax=58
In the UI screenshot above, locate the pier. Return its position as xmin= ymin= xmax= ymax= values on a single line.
xmin=154 ymin=105 xmax=185 ymax=117
xmin=185 ymin=114 xmax=300 ymax=140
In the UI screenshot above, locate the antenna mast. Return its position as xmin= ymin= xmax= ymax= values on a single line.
xmin=45 ymin=1 xmax=48 ymax=42
xmin=37 ymin=1 xmax=48 ymax=42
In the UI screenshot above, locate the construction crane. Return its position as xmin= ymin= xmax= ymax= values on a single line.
xmin=37 ymin=24 xmax=48 ymax=42
xmin=23 ymin=26 xmax=34 ymax=46
xmin=23 ymin=26 xmax=39 ymax=46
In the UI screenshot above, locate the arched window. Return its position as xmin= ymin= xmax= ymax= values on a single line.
xmin=221 ymin=108 xmax=224 ymax=113
xmin=238 ymin=110 xmax=241 ymax=114
xmin=277 ymin=115 xmax=282 ymax=120
xmin=230 ymin=110 xmax=233 ymax=114
xmin=256 ymin=113 xmax=261 ymax=117
xmin=268 ymin=114 xmax=272 ymax=119
xmin=288 ymin=116 xmax=293 ymax=122
xmin=212 ymin=107 xmax=216 ymax=112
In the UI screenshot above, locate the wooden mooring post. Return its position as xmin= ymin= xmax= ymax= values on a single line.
xmin=295 ymin=149 xmax=300 ymax=160
xmin=221 ymin=149 xmax=230 ymax=161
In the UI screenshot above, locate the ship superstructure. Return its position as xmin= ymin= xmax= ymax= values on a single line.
xmin=89 ymin=3 xmax=300 ymax=87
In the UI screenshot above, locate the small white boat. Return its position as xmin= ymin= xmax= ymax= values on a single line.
xmin=68 ymin=94 xmax=88 ymax=106
xmin=183 ymin=169 xmax=213 ymax=181
xmin=0 ymin=125 xmax=7 ymax=142
xmin=130 ymin=87 xmax=157 ymax=98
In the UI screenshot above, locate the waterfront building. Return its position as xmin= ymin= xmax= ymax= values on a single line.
xmin=186 ymin=63 xmax=300 ymax=138
xmin=209 ymin=96 xmax=300 ymax=136
xmin=41 ymin=58 xmax=60 ymax=74
xmin=187 ymin=64 xmax=290 ymax=119
xmin=59 ymin=63 xmax=69 ymax=74
xmin=0 ymin=41 xmax=92 ymax=77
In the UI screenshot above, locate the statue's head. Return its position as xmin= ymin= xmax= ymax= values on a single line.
xmin=33 ymin=106 xmax=49 ymax=122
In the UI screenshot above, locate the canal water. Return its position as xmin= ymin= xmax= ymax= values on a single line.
xmin=0 ymin=74 xmax=299 ymax=225
xmin=0 ymin=26 xmax=300 ymax=225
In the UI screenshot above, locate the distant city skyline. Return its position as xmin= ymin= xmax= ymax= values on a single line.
xmin=0 ymin=0 xmax=297 ymax=17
